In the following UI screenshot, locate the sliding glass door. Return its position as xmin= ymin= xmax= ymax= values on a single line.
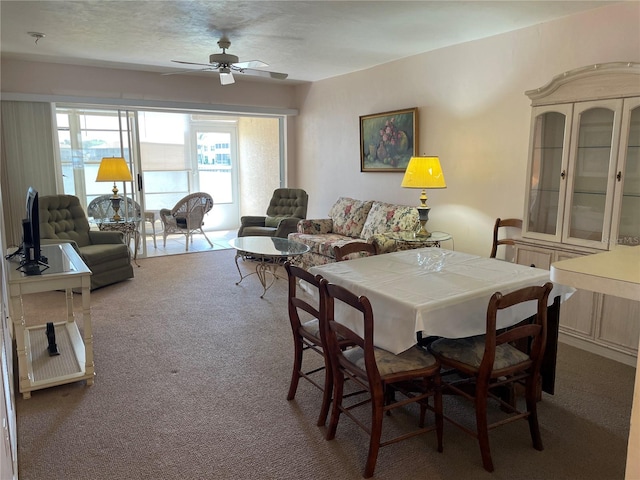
xmin=55 ymin=106 xmax=282 ymax=258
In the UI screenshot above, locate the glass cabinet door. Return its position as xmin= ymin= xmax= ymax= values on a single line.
xmin=563 ymin=99 xmax=622 ymax=248
xmin=612 ymin=98 xmax=640 ymax=247
xmin=524 ymin=105 xmax=572 ymax=241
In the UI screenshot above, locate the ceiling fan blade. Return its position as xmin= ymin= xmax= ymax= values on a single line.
xmin=220 ymin=71 xmax=235 ymax=85
xmin=232 ymin=60 xmax=268 ymax=69
xmin=234 ymin=67 xmax=288 ymax=80
xmin=171 ymin=60 xmax=220 ymax=68
xmin=162 ymin=67 xmax=217 ymax=76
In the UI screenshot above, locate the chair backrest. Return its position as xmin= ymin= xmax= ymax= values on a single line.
xmin=265 ymin=188 xmax=308 ymax=219
xmin=39 ymin=194 xmax=92 ymax=247
xmin=171 ymin=192 xmax=214 ymax=228
xmin=480 ymin=282 xmax=553 ymax=378
xmin=334 ymin=242 xmax=378 ymax=262
xmin=88 ymin=194 xmax=141 ymax=221
xmin=285 ymin=262 xmax=323 ymax=335
xmin=319 ymin=279 xmax=381 ymax=385
xmin=490 ymin=218 xmax=523 ymax=259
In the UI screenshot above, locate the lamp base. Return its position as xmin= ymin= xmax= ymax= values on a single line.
xmin=416 ymin=207 xmax=431 ymax=237
xmin=110 ymin=195 xmax=122 ymax=222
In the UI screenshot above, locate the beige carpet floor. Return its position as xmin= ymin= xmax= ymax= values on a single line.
xmin=15 ymin=249 xmax=635 ymax=479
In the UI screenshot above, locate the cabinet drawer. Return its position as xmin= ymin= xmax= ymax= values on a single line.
xmin=515 ymin=245 xmax=553 ymax=270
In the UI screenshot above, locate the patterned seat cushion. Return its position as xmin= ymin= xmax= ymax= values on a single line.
xmin=429 ymin=335 xmax=530 ymax=370
xmin=344 ymin=345 xmax=438 ymax=376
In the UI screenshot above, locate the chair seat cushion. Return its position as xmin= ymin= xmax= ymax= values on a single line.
xmin=344 ymin=345 xmax=437 ymax=376
xmin=240 ymin=226 xmax=277 ymax=237
xmin=301 ymin=319 xmax=348 ymax=342
xmin=265 ymin=216 xmax=288 ymax=228
xmin=301 ymin=319 xmax=321 ymax=338
xmin=429 ymin=335 xmax=530 ymax=370
xmin=80 ymin=243 xmax=131 ymax=266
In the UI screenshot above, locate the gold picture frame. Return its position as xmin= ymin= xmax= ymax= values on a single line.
xmin=360 ymin=107 xmax=418 ymax=172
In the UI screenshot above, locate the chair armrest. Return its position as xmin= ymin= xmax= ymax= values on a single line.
xmin=89 ymin=230 xmax=126 ymax=244
xmin=296 ymin=218 xmax=334 ymax=234
xmin=274 ymin=217 xmax=303 ymax=238
xmin=239 ymin=215 xmax=267 ymax=227
xmin=368 ymin=233 xmax=398 ymax=254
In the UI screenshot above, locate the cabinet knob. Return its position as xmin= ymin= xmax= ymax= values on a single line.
xmin=617 ymin=171 xmax=622 ymax=181
xmin=561 ymin=170 xmax=566 ymax=179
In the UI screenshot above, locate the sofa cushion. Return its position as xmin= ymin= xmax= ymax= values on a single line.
xmin=328 ymin=197 xmax=373 ymax=238
xmin=289 ymin=232 xmax=354 ymax=257
xmin=360 ymin=201 xmax=418 ymax=240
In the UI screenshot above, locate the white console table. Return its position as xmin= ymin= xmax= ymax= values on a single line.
xmin=550 ymin=246 xmax=639 ymax=479
xmin=6 ymin=243 xmax=94 ymax=399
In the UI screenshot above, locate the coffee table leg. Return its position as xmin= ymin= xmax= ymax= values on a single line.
xmin=234 ymin=252 xmax=245 ymax=284
xmin=255 ymin=261 xmax=278 ymax=298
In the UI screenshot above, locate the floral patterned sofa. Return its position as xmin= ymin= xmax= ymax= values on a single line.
xmin=288 ymin=197 xmax=419 ymax=270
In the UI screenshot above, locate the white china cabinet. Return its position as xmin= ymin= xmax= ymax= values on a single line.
xmin=516 ymin=62 xmax=640 ymax=365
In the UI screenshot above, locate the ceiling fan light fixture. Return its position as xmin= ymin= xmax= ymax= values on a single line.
xmin=220 ymin=71 xmax=235 ymax=85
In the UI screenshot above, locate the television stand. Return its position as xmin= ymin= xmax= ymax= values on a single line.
xmin=5 ymin=243 xmax=94 ymax=399
xmin=19 ymin=258 xmax=49 ymax=276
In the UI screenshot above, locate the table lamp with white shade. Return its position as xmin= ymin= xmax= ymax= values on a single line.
xmin=401 ymin=156 xmax=446 ymax=237
xmin=95 ymin=157 xmax=133 ymax=222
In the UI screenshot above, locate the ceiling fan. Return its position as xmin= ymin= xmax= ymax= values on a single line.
xmin=163 ymin=36 xmax=288 ymax=85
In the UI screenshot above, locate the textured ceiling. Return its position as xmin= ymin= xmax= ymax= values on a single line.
xmin=0 ymin=1 xmax=617 ymax=84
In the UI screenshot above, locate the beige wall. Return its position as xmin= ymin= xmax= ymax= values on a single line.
xmin=238 ymin=117 xmax=281 ymax=216
xmin=293 ymin=2 xmax=640 ymax=256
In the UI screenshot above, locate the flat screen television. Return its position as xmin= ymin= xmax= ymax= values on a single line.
xmin=20 ymin=186 xmax=48 ymax=275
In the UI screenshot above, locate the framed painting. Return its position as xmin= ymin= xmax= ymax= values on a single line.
xmin=360 ymin=107 xmax=418 ymax=172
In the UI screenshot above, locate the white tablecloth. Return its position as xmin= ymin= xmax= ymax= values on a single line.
xmin=310 ymin=248 xmax=575 ymax=354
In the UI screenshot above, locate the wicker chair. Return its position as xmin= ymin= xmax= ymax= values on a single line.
xmin=87 ymin=194 xmax=157 ymax=249
xmin=159 ymin=192 xmax=214 ymax=251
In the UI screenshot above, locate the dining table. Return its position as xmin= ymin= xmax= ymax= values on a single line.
xmin=309 ymin=247 xmax=575 ymax=395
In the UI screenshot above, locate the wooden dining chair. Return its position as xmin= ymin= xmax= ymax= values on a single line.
xmin=490 ymin=217 xmax=523 ymax=259
xmin=319 ymin=279 xmax=443 ymax=478
xmin=428 ymin=282 xmax=553 ymax=472
xmin=333 ymin=241 xmax=379 ymax=262
xmin=284 ymin=262 xmax=354 ymax=427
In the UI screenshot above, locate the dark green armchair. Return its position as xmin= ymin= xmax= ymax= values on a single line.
xmin=237 ymin=188 xmax=308 ymax=238
xmin=39 ymin=194 xmax=134 ymax=290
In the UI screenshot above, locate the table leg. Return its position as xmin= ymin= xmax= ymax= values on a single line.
xmin=541 ymin=296 xmax=560 ymax=395
xmin=11 ymin=292 xmax=31 ymax=399
xmin=255 ymin=260 xmax=278 ymax=298
xmin=233 ymin=253 xmax=283 ymax=298
xmin=81 ymin=278 xmax=95 ymax=386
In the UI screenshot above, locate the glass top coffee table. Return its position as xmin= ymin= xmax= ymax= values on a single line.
xmin=229 ymin=236 xmax=310 ymax=298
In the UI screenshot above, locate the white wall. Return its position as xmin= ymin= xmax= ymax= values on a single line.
xmin=293 ymin=2 xmax=640 ymax=256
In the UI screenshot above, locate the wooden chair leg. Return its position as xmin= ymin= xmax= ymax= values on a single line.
xmin=475 ymin=383 xmax=494 ymax=472
xmin=286 ymin=339 xmax=303 ymax=401
xmin=326 ymin=373 xmax=344 ymax=441
xmin=317 ymin=363 xmax=333 ymax=426
xmin=364 ymin=389 xmax=384 ymax=478
xmin=526 ymin=376 xmax=544 ymax=450
xmin=434 ymin=376 xmax=444 ymax=453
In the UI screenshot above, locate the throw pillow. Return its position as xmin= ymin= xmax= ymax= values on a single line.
xmin=360 ymin=201 xmax=419 ymax=239
xmin=328 ymin=197 xmax=373 ymax=238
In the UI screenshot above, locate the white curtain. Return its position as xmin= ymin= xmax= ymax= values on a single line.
xmin=0 ymin=101 xmax=58 ymax=247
